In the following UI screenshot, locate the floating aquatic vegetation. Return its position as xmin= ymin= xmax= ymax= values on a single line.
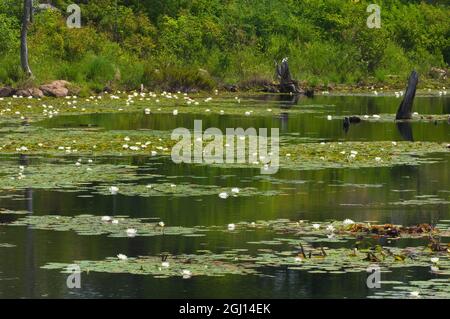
xmin=8 ymin=214 xmax=199 ymax=237
xmin=21 ymin=215 xmax=448 ymax=282
xmin=42 ymin=252 xmax=258 ymax=279
xmin=7 ymin=214 xmax=450 ymax=242
xmin=0 ymin=160 xmax=141 ymax=191
xmin=94 ymin=182 xmax=279 ymax=198
xmin=347 ymin=223 xmax=442 ymax=238
xmin=335 ymin=114 xmax=450 ymax=123
xmin=0 ymin=209 xmax=29 ymax=215
xmin=207 ymin=219 xmax=450 ymax=244
xmin=280 ymin=141 xmax=449 ymax=171
xmin=251 ymin=246 xmax=449 ymax=275
xmin=0 ymin=156 xmax=281 ymax=198
xmin=0 ymin=94 xmax=328 ymax=127
xmin=390 ymin=197 xmax=450 ymax=206
xmin=0 ymin=126 xmax=448 ymax=173
xmin=40 ymin=244 xmax=450 ymax=280
xmin=0 ymin=127 xmax=176 ymax=156
xmin=328 ymin=183 xmax=384 ymax=189
xmin=370 ymin=278 xmax=450 ymax=299
xmin=0 ymin=243 xmax=15 ymax=248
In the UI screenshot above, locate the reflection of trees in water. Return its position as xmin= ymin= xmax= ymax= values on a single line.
xmin=250 ymin=94 xmax=301 ymax=108
xmin=19 ymin=154 xmax=36 ymax=298
xmin=396 ymin=122 xmax=414 ymax=141
xmin=251 ymin=94 xmax=302 ymax=134
xmin=278 ymin=94 xmax=301 ymax=108
xmin=279 ymin=112 xmax=289 ymax=132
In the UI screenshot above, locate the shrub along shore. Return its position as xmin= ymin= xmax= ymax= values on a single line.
xmin=0 ymin=1 xmax=449 ymax=95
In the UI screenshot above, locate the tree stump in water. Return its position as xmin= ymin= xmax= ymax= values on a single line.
xmin=275 ymin=58 xmax=300 ymax=94
xmin=396 ymin=71 xmax=419 ymax=120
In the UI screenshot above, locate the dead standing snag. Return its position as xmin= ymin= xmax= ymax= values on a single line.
xmin=396 ymin=71 xmax=419 ymax=120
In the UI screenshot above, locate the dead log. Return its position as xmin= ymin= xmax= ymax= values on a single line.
xmin=396 ymin=71 xmax=419 ymax=120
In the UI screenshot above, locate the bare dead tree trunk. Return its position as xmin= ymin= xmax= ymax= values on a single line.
xmin=21 ymin=0 xmax=33 ymax=77
xmin=396 ymin=71 xmax=419 ymax=120
xmin=275 ymin=58 xmax=300 ymax=94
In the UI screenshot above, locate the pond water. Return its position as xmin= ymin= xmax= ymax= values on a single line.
xmin=38 ymin=95 xmax=450 ymax=142
xmin=0 ymin=94 xmax=449 ymax=298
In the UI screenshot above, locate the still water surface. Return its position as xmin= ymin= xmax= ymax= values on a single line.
xmin=0 ymin=94 xmax=449 ymax=298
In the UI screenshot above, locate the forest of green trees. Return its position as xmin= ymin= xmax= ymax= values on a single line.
xmin=0 ymin=0 xmax=448 ymax=93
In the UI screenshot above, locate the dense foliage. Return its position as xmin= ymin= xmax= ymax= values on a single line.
xmin=0 ymin=0 xmax=448 ymax=92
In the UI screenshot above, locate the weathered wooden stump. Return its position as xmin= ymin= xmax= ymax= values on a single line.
xmin=396 ymin=71 xmax=419 ymax=120
xmin=275 ymin=58 xmax=300 ymax=94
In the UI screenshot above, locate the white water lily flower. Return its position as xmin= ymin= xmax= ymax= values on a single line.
xmin=343 ymin=219 xmax=355 ymax=226
xmin=109 ymin=186 xmax=119 ymax=195
xmin=375 ymin=157 xmax=382 ymax=162
xmin=431 ymin=257 xmax=439 ymax=264
xmin=124 ymin=136 xmax=130 ymax=142
xmin=410 ymin=291 xmax=420 ymax=297
xmin=219 ymin=192 xmax=229 ymax=199
xmin=101 ymin=216 xmax=112 ymax=222
xmin=245 ymin=111 xmax=251 ymax=116
xmin=228 ymin=223 xmax=236 ymax=231
xmin=312 ymin=224 xmax=320 ymax=230
xmin=173 ymin=109 xmax=178 ymax=115
xmin=231 ymin=188 xmax=240 ymax=194
xmin=182 ymin=270 xmax=192 ymax=279
xmin=327 ymin=115 xmax=332 ymax=121
xmin=112 ymin=219 xmax=119 ymax=225
xmin=117 ymin=254 xmax=128 ymax=260
xmin=158 ymin=221 xmax=165 ymax=228
xmin=126 ymin=228 xmax=137 ymax=236
xmin=326 ymin=225 xmax=335 ymax=232
xmin=294 ymin=257 xmax=303 ymax=263
xmin=161 ymin=261 xmax=170 ymax=268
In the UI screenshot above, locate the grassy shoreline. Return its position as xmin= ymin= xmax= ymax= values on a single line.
xmin=2 ymin=76 xmax=449 ymax=98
